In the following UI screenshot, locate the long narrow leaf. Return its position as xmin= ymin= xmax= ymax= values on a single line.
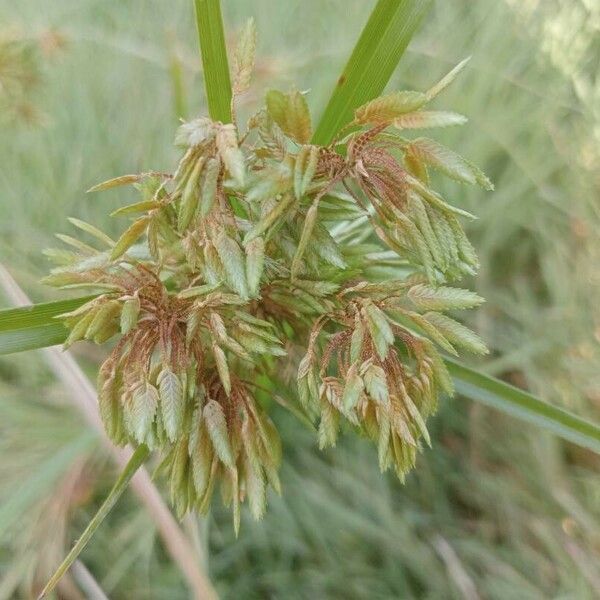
xmin=0 ymin=296 xmax=95 ymax=355
xmin=194 ymin=0 xmax=232 ymax=122
xmin=38 ymin=444 xmax=151 ymax=599
xmin=312 ymin=0 xmax=432 ymax=145
xmin=446 ymin=358 xmax=600 ymax=454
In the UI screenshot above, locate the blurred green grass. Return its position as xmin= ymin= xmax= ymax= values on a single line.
xmin=1 ymin=0 xmax=599 ymax=598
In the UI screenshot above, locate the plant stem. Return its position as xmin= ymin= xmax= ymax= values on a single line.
xmin=38 ymin=444 xmax=151 ymax=599
xmin=193 ymin=0 xmax=232 ymax=122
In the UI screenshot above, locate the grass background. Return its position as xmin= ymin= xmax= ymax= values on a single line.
xmin=1 ymin=0 xmax=599 ymax=598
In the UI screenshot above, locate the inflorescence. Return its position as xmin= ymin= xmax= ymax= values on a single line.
xmin=45 ymin=20 xmax=491 ymax=533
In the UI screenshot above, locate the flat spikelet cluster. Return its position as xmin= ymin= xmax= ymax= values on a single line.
xmin=45 ymin=20 xmax=490 ymax=531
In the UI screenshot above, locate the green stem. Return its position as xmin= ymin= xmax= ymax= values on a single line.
xmin=38 ymin=444 xmax=151 ymax=599
xmin=193 ymin=0 xmax=232 ymax=122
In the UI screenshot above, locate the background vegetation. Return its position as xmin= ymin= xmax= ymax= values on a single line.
xmin=0 ymin=0 xmax=599 ymax=598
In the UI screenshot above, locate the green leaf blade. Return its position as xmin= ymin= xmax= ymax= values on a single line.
xmin=194 ymin=0 xmax=232 ymax=122
xmin=447 ymin=358 xmax=600 ymax=454
xmin=312 ymin=0 xmax=433 ymax=145
xmin=0 ymin=296 xmax=96 ymax=355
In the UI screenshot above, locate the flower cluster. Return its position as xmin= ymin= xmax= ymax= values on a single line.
xmin=45 ymin=20 xmax=490 ymax=530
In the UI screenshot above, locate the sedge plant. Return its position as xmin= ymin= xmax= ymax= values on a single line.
xmin=43 ymin=21 xmax=490 ymax=530
xmin=12 ymin=0 xmax=598 ymax=596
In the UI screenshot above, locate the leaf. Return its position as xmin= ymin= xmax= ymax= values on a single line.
xmin=318 ymin=193 xmax=366 ymax=222
xmin=354 ymin=90 xmax=427 ymax=125
xmin=245 ymin=236 xmax=265 ymax=297
xmin=407 ymin=191 xmax=444 ymax=267
xmin=428 ymin=345 xmax=454 ymax=397
xmin=425 ymin=56 xmax=471 ymax=101
xmin=446 ymin=358 xmax=600 ymax=454
xmin=42 ymin=248 xmax=79 ymax=267
xmin=158 ymin=367 xmax=185 ymax=442
xmin=110 ymin=217 xmax=150 ymax=260
xmin=193 ymin=0 xmax=232 ymax=122
xmin=55 ymin=234 xmax=96 ymax=255
xmin=0 ymin=296 xmax=96 ymax=355
xmin=397 ymin=308 xmax=457 ymax=355
xmin=424 ymin=312 xmax=488 ymax=355
xmin=312 ymin=0 xmax=433 ymax=144
xmin=311 ymin=225 xmax=347 ymax=269
xmin=246 ymin=158 xmax=293 ymax=203
xmin=86 ymin=173 xmax=142 ymax=193
xmin=231 ymin=467 xmax=241 ymax=536
xmin=215 ymin=124 xmax=245 ymax=186
xmin=214 ymin=230 xmax=249 ymax=298
xmin=203 ymin=242 xmax=226 ymax=285
xmin=170 ymin=438 xmax=189 ymax=511
xmin=203 ymin=399 xmax=235 ymax=469
xmin=392 ymin=110 xmax=467 ymax=130
xmin=405 ymin=174 xmax=477 ymax=219
xmin=462 ymin=156 xmax=495 ymax=191
xmin=38 ymin=444 xmax=150 ymax=598
xmin=408 ymin=283 xmax=484 ymax=311
xmin=178 ymin=281 xmax=222 ymax=299
xmin=266 ymin=89 xmax=312 ymax=144
xmin=232 ymin=17 xmax=256 ymax=95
